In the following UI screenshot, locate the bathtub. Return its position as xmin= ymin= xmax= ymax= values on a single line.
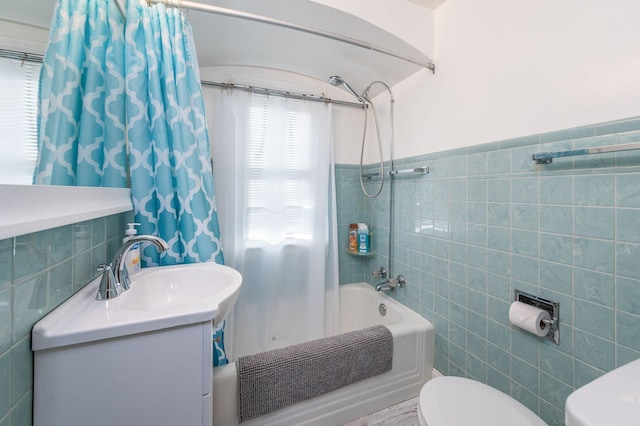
xmin=211 ymin=282 xmax=435 ymax=425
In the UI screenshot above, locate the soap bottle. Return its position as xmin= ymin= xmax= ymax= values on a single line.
xmin=123 ymin=223 xmax=141 ymax=274
xmin=349 ymin=224 xmax=358 ymax=252
xmin=358 ymin=223 xmax=370 ymax=254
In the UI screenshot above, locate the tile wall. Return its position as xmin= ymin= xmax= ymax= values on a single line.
xmin=0 ymin=212 xmax=129 ymax=426
xmin=336 ymin=116 xmax=640 ymax=426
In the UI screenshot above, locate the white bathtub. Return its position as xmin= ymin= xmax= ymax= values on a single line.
xmin=210 ymin=282 xmax=435 ymax=425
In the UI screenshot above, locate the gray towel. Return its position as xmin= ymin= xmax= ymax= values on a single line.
xmin=237 ymin=325 xmax=393 ymax=422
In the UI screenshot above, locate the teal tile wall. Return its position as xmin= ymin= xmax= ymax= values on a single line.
xmin=0 ymin=212 xmax=129 ymax=426
xmin=336 ymin=116 xmax=640 ymax=426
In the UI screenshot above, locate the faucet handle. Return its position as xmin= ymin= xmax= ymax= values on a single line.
xmin=96 ymin=263 xmax=123 ymax=301
xmin=372 ymin=267 xmax=387 ymax=278
xmin=389 ymin=275 xmax=406 ymax=288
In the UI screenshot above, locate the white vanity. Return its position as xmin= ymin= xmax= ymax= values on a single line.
xmin=32 ymin=262 xmax=242 ymax=426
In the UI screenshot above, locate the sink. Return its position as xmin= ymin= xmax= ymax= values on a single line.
xmin=122 ymin=264 xmax=240 ymax=316
xmin=32 ymin=262 xmax=242 ymax=350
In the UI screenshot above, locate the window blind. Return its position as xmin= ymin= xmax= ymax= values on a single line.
xmin=0 ymin=57 xmax=41 ymax=184
xmin=246 ymin=97 xmax=315 ymax=243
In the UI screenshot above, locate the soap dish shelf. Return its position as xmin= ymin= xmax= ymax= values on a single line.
xmin=345 ymin=249 xmax=376 ymax=257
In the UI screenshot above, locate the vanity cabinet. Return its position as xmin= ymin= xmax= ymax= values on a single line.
xmin=33 ymin=321 xmax=213 ymax=426
xmin=32 ymin=262 xmax=242 ymax=426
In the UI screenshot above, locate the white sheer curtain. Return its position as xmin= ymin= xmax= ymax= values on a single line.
xmin=205 ymin=89 xmax=339 ymax=359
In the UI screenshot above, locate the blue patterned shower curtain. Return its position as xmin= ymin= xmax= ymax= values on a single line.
xmin=124 ymin=0 xmax=224 ymax=267
xmin=34 ymin=0 xmax=127 ymax=187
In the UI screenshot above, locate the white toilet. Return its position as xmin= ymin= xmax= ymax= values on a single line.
xmin=417 ymin=376 xmax=546 ymax=426
xmin=565 ymin=357 xmax=640 ymax=426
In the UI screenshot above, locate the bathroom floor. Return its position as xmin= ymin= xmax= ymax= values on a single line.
xmin=341 ymin=398 xmax=420 ymax=426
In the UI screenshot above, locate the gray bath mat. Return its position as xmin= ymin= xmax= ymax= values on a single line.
xmin=237 ymin=325 xmax=393 ymax=422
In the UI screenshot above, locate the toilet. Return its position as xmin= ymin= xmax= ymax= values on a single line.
xmin=417 ymin=376 xmax=546 ymax=426
xmin=565 ymin=357 xmax=640 ymax=426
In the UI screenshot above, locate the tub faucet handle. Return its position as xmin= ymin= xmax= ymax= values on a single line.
xmin=393 ymin=275 xmax=406 ymax=288
xmin=372 ymin=267 xmax=387 ymax=278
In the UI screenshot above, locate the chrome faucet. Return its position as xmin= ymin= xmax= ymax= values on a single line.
xmin=375 ymin=282 xmax=395 ymax=292
xmin=96 ymin=235 xmax=169 ymax=300
xmin=375 ymin=275 xmax=406 ymax=292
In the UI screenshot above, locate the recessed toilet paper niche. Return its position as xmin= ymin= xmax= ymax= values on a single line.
xmin=512 ymin=290 xmax=560 ymax=345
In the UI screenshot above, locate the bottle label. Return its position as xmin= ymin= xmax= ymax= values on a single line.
xmin=129 ymin=243 xmax=141 ymax=273
xmin=358 ymin=233 xmax=369 ymax=253
xmin=349 ymin=230 xmax=358 ymax=251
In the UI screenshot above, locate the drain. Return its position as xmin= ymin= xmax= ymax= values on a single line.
xmin=378 ymin=303 xmax=387 ymax=316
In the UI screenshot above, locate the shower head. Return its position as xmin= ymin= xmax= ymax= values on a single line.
xmin=328 ymin=75 xmax=363 ymax=103
xmin=328 ymin=75 xmax=343 ymax=86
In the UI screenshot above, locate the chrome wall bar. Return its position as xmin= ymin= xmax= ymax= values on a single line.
xmin=201 ymin=80 xmax=364 ymax=109
xmin=149 ymin=0 xmax=435 ymax=73
xmin=363 ymin=167 xmax=429 ymax=179
xmin=532 ymin=142 xmax=640 ymax=164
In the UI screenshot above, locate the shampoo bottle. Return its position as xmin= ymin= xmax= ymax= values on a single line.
xmin=349 ymin=224 xmax=358 ymax=252
xmin=123 ymin=223 xmax=141 ymax=274
xmin=358 ymin=223 xmax=370 ymax=254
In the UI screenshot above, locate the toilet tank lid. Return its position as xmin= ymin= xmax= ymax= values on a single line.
xmin=419 ymin=376 xmax=546 ymax=426
xmin=565 ymin=358 xmax=640 ymax=426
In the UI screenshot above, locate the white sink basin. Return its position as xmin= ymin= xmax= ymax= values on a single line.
xmin=122 ymin=264 xmax=240 ymax=316
xmin=32 ymin=262 xmax=242 ymax=350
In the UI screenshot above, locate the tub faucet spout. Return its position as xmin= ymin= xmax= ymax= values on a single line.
xmin=375 ymin=275 xmax=406 ymax=292
xmin=96 ymin=235 xmax=169 ymax=300
xmin=375 ymin=282 xmax=395 ymax=292
xmin=376 ymin=283 xmax=396 ymax=292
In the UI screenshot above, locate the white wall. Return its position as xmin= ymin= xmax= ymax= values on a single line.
xmin=385 ymin=0 xmax=640 ymax=161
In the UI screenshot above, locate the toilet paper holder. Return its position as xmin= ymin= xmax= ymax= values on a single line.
xmin=514 ymin=289 xmax=560 ymax=345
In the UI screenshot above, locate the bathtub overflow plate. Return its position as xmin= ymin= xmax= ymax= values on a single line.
xmin=378 ymin=303 xmax=387 ymax=316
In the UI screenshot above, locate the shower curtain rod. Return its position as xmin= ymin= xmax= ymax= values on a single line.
xmin=148 ymin=0 xmax=436 ymax=72
xmin=0 ymin=49 xmax=361 ymax=108
xmin=201 ymin=80 xmax=364 ymax=108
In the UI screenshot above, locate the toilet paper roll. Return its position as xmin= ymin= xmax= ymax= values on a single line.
xmin=508 ymin=301 xmax=551 ymax=337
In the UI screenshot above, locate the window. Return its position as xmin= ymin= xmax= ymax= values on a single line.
xmin=0 ymin=56 xmax=41 ymax=184
xmin=246 ymin=97 xmax=315 ymax=243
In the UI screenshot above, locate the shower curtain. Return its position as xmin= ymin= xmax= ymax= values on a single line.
xmin=34 ymin=0 xmax=127 ymax=186
xmin=124 ymin=0 xmax=223 ymax=266
xmin=205 ymin=90 xmax=339 ymax=359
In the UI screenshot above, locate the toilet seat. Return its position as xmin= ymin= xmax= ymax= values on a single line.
xmin=418 ymin=376 xmax=547 ymax=426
